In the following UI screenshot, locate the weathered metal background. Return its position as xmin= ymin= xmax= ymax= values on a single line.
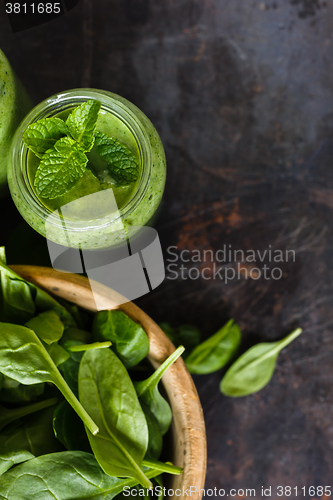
xmin=1 ymin=0 xmax=333 ymax=497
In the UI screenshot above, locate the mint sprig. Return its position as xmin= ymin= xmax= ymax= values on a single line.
xmin=23 ymin=99 xmax=139 ymax=200
xmin=34 ymin=137 xmax=88 ymax=199
xmin=95 ymin=131 xmax=139 ymax=185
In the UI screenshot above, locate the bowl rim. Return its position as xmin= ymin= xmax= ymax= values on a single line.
xmin=11 ymin=265 xmax=207 ymax=500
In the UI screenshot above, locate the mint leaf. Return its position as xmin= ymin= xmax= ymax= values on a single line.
xmin=34 ymin=137 xmax=88 ymax=199
xmin=66 ymin=100 xmax=101 ymax=152
xmin=23 ymin=118 xmax=68 ymax=158
xmin=95 ymin=131 xmax=139 ymax=185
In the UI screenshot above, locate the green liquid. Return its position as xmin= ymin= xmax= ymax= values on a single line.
xmin=27 ymin=108 xmax=140 ymax=219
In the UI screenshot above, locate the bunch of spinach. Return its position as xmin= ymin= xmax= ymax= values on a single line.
xmin=0 ymin=247 xmax=183 ymax=498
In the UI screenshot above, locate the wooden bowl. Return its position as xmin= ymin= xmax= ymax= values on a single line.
xmin=11 ymin=265 xmax=207 ymax=500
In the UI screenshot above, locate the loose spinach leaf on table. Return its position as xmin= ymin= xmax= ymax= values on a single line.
xmin=79 ymin=348 xmax=152 ymax=489
xmin=0 ymin=405 xmax=62 ymax=476
xmin=26 ymin=310 xmax=64 ymax=345
xmin=185 ymin=320 xmax=241 ymax=375
xmin=134 ymin=346 xmax=185 ymax=436
xmin=0 ymin=397 xmax=57 ymax=432
xmin=0 ymin=323 xmax=98 ymax=436
xmin=92 ymin=310 xmax=149 ymax=368
xmin=0 ymin=451 xmax=162 ymax=500
xmin=220 ymin=328 xmax=302 ymax=397
xmin=53 ymin=401 xmax=90 ymax=452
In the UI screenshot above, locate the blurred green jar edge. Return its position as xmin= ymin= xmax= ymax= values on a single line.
xmin=0 ymin=49 xmax=32 ymax=198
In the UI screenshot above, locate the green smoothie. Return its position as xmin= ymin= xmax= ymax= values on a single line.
xmin=26 ymin=108 xmax=139 ymax=219
xmin=0 ymin=50 xmax=32 ymax=197
xmin=8 ymin=89 xmax=166 ymax=250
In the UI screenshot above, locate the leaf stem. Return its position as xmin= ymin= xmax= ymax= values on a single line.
xmin=0 ymin=397 xmax=58 ymax=432
xmin=136 ymin=346 xmax=185 ymax=396
xmin=142 ymin=458 xmax=183 ymax=475
xmin=66 ymin=341 xmax=111 ymax=352
xmin=56 ymin=376 xmax=99 ymax=436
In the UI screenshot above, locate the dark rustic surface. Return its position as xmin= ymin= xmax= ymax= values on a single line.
xmin=1 ymin=1 xmax=333 ymax=497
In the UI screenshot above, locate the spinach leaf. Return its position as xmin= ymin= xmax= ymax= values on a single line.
xmin=185 ymin=320 xmax=241 ymax=375
xmin=62 ymin=326 xmax=92 ymax=344
xmin=0 ymin=397 xmax=57 ymax=432
xmin=0 ymin=405 xmax=62 ymax=475
xmin=92 ymin=310 xmax=149 ymax=368
xmin=59 ymin=340 xmax=85 ymax=396
xmin=134 ymin=346 xmax=185 ymax=435
xmin=0 ymin=450 xmax=34 ymax=476
xmin=0 ymin=323 xmax=98 ymax=436
xmin=0 ymin=451 xmax=162 ymax=499
xmin=221 ymin=328 xmax=302 ymax=397
xmin=0 ymin=274 xmax=35 ymax=324
xmin=78 ymin=348 xmax=151 ymax=488
xmin=0 ymin=375 xmax=44 ymax=403
xmin=0 ymin=250 xmax=76 ymax=328
xmin=141 ymin=403 xmax=163 ymax=459
xmin=53 ymin=401 xmax=90 ymax=452
xmin=26 ymin=310 xmax=64 ymax=345
xmin=45 ymin=343 xmax=70 ymax=367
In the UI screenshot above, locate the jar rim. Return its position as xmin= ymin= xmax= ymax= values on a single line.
xmin=9 ymin=88 xmax=152 ymax=233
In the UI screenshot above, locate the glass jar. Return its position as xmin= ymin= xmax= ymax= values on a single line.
xmin=8 ymin=89 xmax=166 ymax=250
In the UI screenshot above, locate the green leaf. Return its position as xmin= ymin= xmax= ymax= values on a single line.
xmin=134 ymin=346 xmax=185 ymax=435
xmin=66 ymin=99 xmax=101 ymax=152
xmin=59 ymin=340 xmax=85 ymax=397
xmin=34 ymin=137 xmax=88 ymax=199
xmin=0 ymin=397 xmax=57 ymax=432
xmin=0 ymin=451 xmax=161 ymax=499
xmin=62 ymin=326 xmax=92 ymax=344
xmin=92 ymin=310 xmax=149 ymax=368
xmin=78 ymin=348 xmax=151 ymax=488
xmin=53 ymin=401 xmax=90 ymax=452
xmin=220 ymin=328 xmax=303 ymax=397
xmin=26 ymin=310 xmax=64 ymax=345
xmin=142 ymin=403 xmax=163 ymax=460
xmin=0 ymin=323 xmax=98 ymax=436
xmin=0 ymin=248 xmax=6 ymax=265
xmin=95 ymin=131 xmax=139 ymax=185
xmin=1 ymin=274 xmax=35 ymax=324
xmin=185 ymin=320 xmax=241 ymax=375
xmin=0 ymin=450 xmax=34 ymax=477
xmin=0 ymin=405 xmax=62 ymax=476
xmin=0 ymin=375 xmax=44 ymax=404
xmin=22 ymin=118 xmax=68 ymax=158
xmin=45 ymin=343 xmax=70 ymax=367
